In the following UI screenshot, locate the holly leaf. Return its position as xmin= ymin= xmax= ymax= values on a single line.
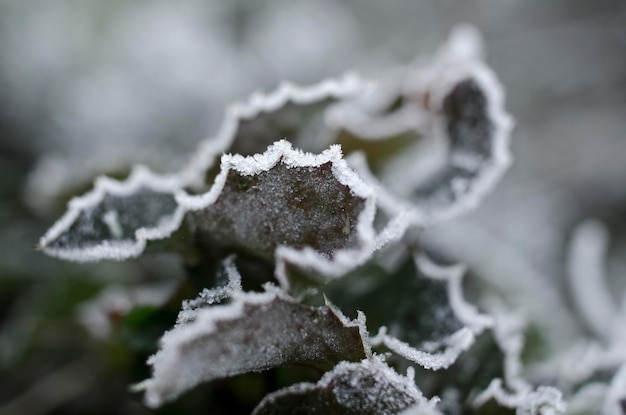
xmin=188 ymin=146 xmax=366 ymax=261
xmin=181 ymin=140 xmax=378 ymax=288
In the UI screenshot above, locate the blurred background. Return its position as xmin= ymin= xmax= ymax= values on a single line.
xmin=0 ymin=0 xmax=625 ymax=413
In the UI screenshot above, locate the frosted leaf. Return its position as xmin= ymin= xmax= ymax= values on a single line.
xmin=175 ymin=255 xmax=242 ymax=325
xmin=340 ymin=26 xmax=513 ymax=226
xmin=252 ymin=358 xmax=438 ymax=415
xmin=408 ymin=28 xmax=512 ymax=222
xmin=226 ymin=76 xmax=365 ymax=157
xmin=179 ymin=74 xmax=367 ymax=185
xmin=410 ymin=76 xmax=510 ymax=215
xmin=38 ymin=166 xmax=185 ymax=262
xmin=328 ymin=251 xmax=492 ymax=370
xmin=181 ymin=139 xmax=378 ymax=288
xmin=137 ymin=287 xmax=370 ymax=408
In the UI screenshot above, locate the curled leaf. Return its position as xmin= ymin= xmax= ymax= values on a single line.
xmin=567 ymin=219 xmax=617 ymax=342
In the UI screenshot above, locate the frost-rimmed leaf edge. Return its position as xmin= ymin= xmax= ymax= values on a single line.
xmin=528 ymin=218 xmax=626 ymax=387
xmin=370 ymin=252 xmax=494 ymax=370
xmin=38 ymin=165 xmax=186 ymax=261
